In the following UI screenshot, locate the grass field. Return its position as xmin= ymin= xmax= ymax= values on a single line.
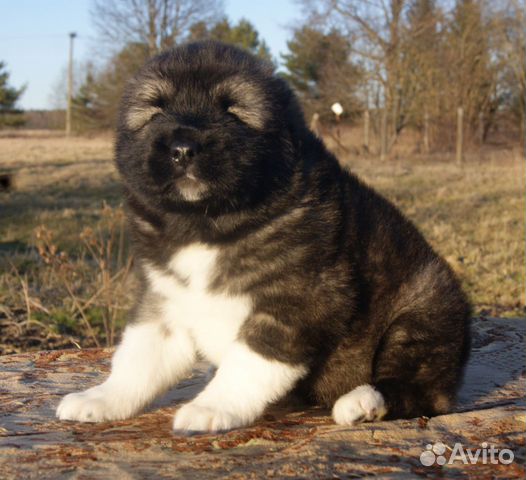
xmin=0 ymin=131 xmax=524 ymax=353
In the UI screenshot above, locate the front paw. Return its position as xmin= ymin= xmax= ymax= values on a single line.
xmin=56 ymin=385 xmax=132 ymax=422
xmin=173 ymin=403 xmax=245 ymax=433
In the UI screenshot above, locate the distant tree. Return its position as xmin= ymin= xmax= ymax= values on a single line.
xmin=445 ymin=0 xmax=499 ymax=140
xmin=71 ymin=65 xmax=101 ymax=131
xmin=298 ymin=0 xmax=419 ymax=143
xmin=281 ymin=27 xmax=362 ymax=120
xmin=72 ymin=43 xmax=150 ymax=131
xmin=73 ymin=14 xmax=276 ymax=131
xmin=91 ymin=0 xmax=224 ymax=56
xmin=189 ymin=18 xmax=273 ymax=62
xmin=404 ymin=0 xmax=441 ymax=116
xmin=401 ymin=0 xmax=445 ymax=145
xmin=68 ymin=0 xmax=224 ymax=130
xmin=287 ymin=0 xmax=525 ymax=153
xmin=492 ymin=0 xmax=525 ymax=147
xmin=0 ymin=61 xmax=26 ymax=127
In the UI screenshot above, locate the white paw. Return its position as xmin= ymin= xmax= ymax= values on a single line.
xmin=56 ymin=385 xmax=132 ymax=422
xmin=332 ymin=384 xmax=387 ymax=425
xmin=173 ymin=402 xmax=245 ymax=433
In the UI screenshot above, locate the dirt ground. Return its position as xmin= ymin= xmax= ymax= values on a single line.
xmin=1 ymin=316 xmax=524 ymax=478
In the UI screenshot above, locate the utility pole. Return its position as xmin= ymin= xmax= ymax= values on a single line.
xmin=66 ymin=32 xmax=77 ymax=137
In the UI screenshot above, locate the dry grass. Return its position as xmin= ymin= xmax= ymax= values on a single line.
xmin=0 ymin=133 xmax=129 ymax=353
xmin=342 ymin=151 xmax=525 ymax=317
xmin=0 ymin=134 xmax=118 ymax=250
xmin=0 ymin=130 xmax=524 ymax=353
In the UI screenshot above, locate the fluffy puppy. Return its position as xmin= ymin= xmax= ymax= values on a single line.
xmin=57 ymin=41 xmax=471 ymax=433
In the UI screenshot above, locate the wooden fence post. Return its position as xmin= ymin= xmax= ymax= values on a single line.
xmin=380 ymin=109 xmax=388 ymax=161
xmin=478 ymin=112 xmax=484 ymax=146
xmin=456 ymin=107 xmax=464 ymax=165
xmin=363 ymin=109 xmax=370 ymax=153
xmin=423 ymin=109 xmax=430 ymax=154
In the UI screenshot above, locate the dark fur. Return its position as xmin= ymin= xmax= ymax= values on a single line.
xmin=116 ymin=41 xmax=471 ymax=419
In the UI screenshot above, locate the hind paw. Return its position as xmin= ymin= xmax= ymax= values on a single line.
xmin=332 ymin=384 xmax=387 ymax=425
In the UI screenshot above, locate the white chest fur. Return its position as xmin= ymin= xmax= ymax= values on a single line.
xmin=144 ymin=243 xmax=252 ymax=365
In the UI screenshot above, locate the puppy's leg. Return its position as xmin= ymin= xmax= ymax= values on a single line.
xmin=333 ymin=307 xmax=470 ymax=425
xmin=173 ymin=342 xmax=307 ymax=433
xmin=57 ymin=321 xmax=196 ymax=422
xmin=332 ymin=384 xmax=387 ymax=425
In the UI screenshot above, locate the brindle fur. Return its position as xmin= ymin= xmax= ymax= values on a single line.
xmin=116 ymin=41 xmax=471 ymax=419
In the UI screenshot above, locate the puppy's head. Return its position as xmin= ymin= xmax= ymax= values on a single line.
xmin=116 ymin=41 xmax=307 ymax=211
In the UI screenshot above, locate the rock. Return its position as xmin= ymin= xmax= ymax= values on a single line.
xmin=0 ymin=317 xmax=524 ymax=479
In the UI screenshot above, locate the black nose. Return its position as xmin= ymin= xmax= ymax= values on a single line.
xmin=170 ymin=141 xmax=195 ymax=168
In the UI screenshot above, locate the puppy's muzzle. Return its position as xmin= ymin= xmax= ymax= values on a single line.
xmin=170 ymin=141 xmax=197 ymax=177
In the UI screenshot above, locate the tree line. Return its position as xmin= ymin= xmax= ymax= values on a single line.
xmin=1 ymin=0 xmax=523 ymax=152
xmin=0 ymin=61 xmax=26 ymax=127
xmin=291 ymin=0 xmax=524 ymax=151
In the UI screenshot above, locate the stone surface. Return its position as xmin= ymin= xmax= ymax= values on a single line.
xmin=0 ymin=316 xmax=525 ymax=479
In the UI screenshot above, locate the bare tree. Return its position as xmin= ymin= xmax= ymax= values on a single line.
xmin=281 ymin=26 xmax=363 ymax=121
xmin=493 ymin=0 xmax=525 ymax=147
xmin=444 ymin=0 xmax=496 ymax=141
xmin=301 ymin=1 xmax=416 ymax=151
xmin=91 ymin=0 xmax=224 ymax=56
xmin=299 ymin=0 xmax=519 ymax=153
xmin=403 ymin=0 xmax=443 ymax=147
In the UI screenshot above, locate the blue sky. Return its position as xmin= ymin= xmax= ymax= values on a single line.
xmin=0 ymin=0 xmax=301 ymax=110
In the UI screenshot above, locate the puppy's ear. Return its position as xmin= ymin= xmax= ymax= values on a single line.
xmin=125 ymin=76 xmax=173 ymax=130
xmin=215 ymin=76 xmax=270 ymax=130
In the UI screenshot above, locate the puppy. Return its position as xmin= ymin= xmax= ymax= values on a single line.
xmin=57 ymin=41 xmax=471 ymax=433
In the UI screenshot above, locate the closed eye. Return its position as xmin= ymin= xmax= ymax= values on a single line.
xmin=219 ymin=97 xmax=240 ymax=121
xmin=152 ymin=97 xmax=166 ymax=109
xmin=219 ymin=95 xmax=234 ymax=112
xmin=226 ymin=107 xmax=243 ymax=123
